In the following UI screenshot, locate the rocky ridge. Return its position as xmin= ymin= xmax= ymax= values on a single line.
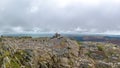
xmin=0 ymin=34 xmax=120 ymax=68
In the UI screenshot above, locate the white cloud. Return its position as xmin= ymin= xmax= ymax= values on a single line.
xmin=74 ymin=27 xmax=87 ymax=32
xmin=102 ymin=30 xmax=120 ymax=35
xmin=0 ymin=0 xmax=120 ymax=34
xmin=56 ymin=0 xmax=101 ymax=7
xmin=12 ymin=26 xmax=24 ymax=33
xmin=30 ymin=6 xmax=39 ymax=13
xmin=32 ymin=27 xmax=42 ymax=33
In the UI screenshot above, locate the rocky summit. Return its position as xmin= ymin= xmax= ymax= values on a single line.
xmin=0 ymin=34 xmax=120 ymax=68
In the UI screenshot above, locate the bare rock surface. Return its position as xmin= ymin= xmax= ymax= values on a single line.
xmin=0 ymin=35 xmax=120 ymax=68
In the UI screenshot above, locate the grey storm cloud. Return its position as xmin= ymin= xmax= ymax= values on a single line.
xmin=0 ymin=0 xmax=120 ymax=34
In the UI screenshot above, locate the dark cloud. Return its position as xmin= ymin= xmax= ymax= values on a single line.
xmin=0 ymin=0 xmax=120 ymax=34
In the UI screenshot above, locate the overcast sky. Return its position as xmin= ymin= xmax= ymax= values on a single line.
xmin=0 ymin=0 xmax=120 ymax=34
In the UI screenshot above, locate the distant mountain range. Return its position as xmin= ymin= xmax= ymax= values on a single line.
xmin=64 ymin=34 xmax=120 ymax=45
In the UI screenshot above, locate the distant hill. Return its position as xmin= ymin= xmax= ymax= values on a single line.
xmin=64 ymin=34 xmax=120 ymax=45
xmin=2 ymin=33 xmax=120 ymax=45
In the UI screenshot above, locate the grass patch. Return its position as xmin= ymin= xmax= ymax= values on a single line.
xmin=97 ymin=45 xmax=104 ymax=51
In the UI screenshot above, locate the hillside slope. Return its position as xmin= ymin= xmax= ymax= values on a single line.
xmin=0 ymin=35 xmax=120 ymax=68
